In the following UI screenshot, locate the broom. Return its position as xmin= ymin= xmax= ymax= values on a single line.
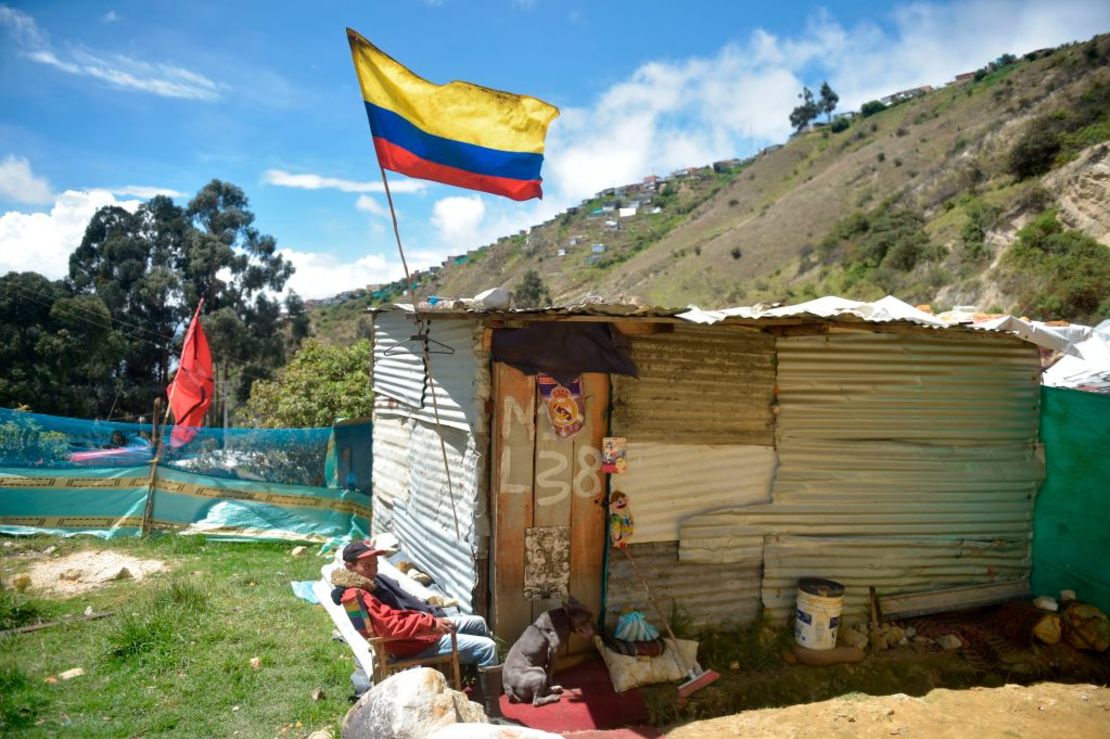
xmin=619 ymin=547 xmax=720 ymax=700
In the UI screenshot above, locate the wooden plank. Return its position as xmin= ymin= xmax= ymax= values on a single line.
xmin=491 ymin=363 xmax=536 ymax=645
xmin=878 ymin=579 xmax=1031 ymax=621
xmin=531 ymin=375 xmax=576 ymax=626
xmin=567 ymin=372 xmax=609 ymax=656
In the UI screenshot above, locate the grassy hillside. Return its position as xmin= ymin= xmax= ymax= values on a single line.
xmin=313 ymin=35 xmax=1110 ymax=335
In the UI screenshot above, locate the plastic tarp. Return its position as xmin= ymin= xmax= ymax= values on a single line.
xmin=1031 ymin=387 xmax=1110 ymax=613
xmin=0 ymin=407 xmax=369 ymax=542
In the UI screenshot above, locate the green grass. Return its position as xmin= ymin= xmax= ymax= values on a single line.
xmin=0 ymin=535 xmax=352 ymax=737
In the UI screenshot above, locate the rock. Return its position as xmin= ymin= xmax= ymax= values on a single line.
xmin=729 ymin=661 xmax=741 ymax=671
xmin=342 ymin=668 xmax=487 ymax=739
xmin=311 ymin=688 xmax=325 ymax=701
xmin=306 ymin=731 xmax=333 ymax=739
xmin=904 ymin=627 xmax=916 ymax=638
xmin=1033 ymin=614 xmax=1062 ymax=645
xmin=250 ymin=657 xmax=262 ymax=670
xmin=43 ymin=675 xmax=58 ymax=684
xmin=59 ymin=668 xmax=85 ymax=680
xmin=886 ymin=626 xmax=906 ymax=645
xmin=429 ymin=725 xmax=562 ymax=739
xmin=110 ymin=567 xmax=133 ymax=581
xmin=1033 ymin=596 xmax=1058 ymax=612
xmin=60 ymin=569 xmax=82 ymax=581
xmin=938 ymin=634 xmax=963 ymax=651
xmin=13 ymin=573 xmax=31 ymax=592
xmin=838 ymin=626 xmax=869 ymax=651
xmin=42 ymin=546 xmax=57 ymax=555
xmin=1061 ymin=603 xmax=1110 ymax=652
xmin=291 ymin=546 xmax=307 ymax=557
xmin=1060 ymin=590 xmax=1077 ymax=603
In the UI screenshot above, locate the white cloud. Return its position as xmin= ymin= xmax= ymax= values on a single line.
xmin=355 ymin=195 xmax=386 ymax=216
xmin=0 ymin=5 xmax=222 ymax=101
xmin=278 ymin=248 xmax=405 ymax=299
xmin=0 ymin=190 xmax=144 ymax=279
xmin=0 ymin=155 xmax=53 ymax=205
xmin=102 ymin=10 xmax=119 ymax=23
xmin=431 ymin=196 xmax=486 ymax=247
xmin=263 ymin=168 xmax=428 ymax=194
xmin=112 ymin=185 xmax=184 ymax=198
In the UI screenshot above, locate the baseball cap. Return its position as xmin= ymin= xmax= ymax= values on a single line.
xmin=342 ymin=540 xmax=388 ymax=563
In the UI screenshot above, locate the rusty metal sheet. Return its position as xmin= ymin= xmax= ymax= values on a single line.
xmin=604 ymin=541 xmax=762 ymax=630
xmin=611 ymin=324 xmax=775 ymax=445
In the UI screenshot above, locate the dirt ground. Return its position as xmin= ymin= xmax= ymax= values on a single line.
xmin=3 ymin=547 xmax=165 ymax=596
xmin=667 ymin=682 xmax=1109 ymax=738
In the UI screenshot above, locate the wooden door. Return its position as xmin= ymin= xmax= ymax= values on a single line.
xmin=491 ymin=363 xmax=608 ymax=658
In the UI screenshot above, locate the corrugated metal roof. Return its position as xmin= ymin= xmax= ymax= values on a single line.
xmin=608 ymin=443 xmax=774 ymax=543
xmin=612 ymin=325 xmax=776 ymax=445
xmin=761 ymin=536 xmax=1030 ymax=622
xmin=605 ymin=541 xmax=762 ymax=630
xmin=379 ymin=295 xmax=1067 ymax=351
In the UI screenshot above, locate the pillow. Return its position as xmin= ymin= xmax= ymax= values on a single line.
xmin=592 ymin=635 xmax=701 ymax=693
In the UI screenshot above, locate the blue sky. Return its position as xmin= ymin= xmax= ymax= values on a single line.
xmin=2 ymin=0 xmax=1108 ymax=299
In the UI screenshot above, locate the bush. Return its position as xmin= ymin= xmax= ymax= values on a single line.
xmin=1009 ymin=117 xmax=1062 ymax=179
xmin=861 ymin=100 xmax=886 ymax=117
xmin=1002 ymin=209 xmax=1110 ymax=322
xmin=730 ymin=247 xmax=742 ymax=260
xmin=830 ymin=117 xmax=850 ymax=133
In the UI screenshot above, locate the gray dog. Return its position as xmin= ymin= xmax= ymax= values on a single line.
xmin=502 ymin=596 xmax=596 ymax=706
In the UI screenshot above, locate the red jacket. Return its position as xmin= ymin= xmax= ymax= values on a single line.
xmin=340 ymin=587 xmax=440 ymax=658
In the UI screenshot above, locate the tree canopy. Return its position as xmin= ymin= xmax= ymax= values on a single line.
xmin=0 ymin=180 xmax=305 ymax=422
xmin=241 ymin=340 xmax=373 ymax=428
xmin=513 ymin=269 xmax=552 ymax=308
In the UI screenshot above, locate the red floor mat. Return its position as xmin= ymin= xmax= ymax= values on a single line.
xmin=499 ymin=659 xmax=652 ymax=733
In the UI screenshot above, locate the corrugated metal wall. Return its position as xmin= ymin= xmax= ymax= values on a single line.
xmin=373 ymin=314 xmax=485 ymax=433
xmin=612 ymin=325 xmax=776 ymax=444
xmin=605 ymin=324 xmax=776 ymax=625
xmin=605 ymin=541 xmax=763 ymax=630
xmin=761 ymin=536 xmax=1030 ymax=625
xmin=613 ymin=443 xmax=774 ymax=542
xmin=372 ymin=313 xmax=489 ymax=612
xmin=680 ymin=330 xmax=1043 ymax=623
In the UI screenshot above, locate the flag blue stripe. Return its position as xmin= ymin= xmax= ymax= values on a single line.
xmin=365 ymin=102 xmax=544 ymax=182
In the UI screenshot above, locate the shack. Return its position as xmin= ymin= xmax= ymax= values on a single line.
xmin=368 ymin=296 xmax=1045 ymax=654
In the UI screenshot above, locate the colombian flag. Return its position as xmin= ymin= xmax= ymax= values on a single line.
xmin=347 ymin=29 xmax=559 ymax=201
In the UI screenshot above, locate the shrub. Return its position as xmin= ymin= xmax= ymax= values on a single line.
xmin=861 ymin=100 xmax=886 ymax=117
xmin=730 ymin=247 xmax=743 ymax=260
xmin=1002 ymin=209 xmax=1110 ymax=322
xmin=830 ymin=117 xmax=850 ymax=133
xmin=1009 ymin=117 xmax=1063 ymax=179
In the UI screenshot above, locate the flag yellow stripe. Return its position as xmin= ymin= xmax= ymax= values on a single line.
xmin=347 ymin=29 xmax=558 ymax=155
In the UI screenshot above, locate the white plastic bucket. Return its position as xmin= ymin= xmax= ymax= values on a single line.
xmin=794 ymin=578 xmax=845 ymax=650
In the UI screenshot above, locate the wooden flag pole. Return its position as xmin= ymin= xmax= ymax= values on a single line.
xmin=377 ymin=166 xmax=466 ymax=547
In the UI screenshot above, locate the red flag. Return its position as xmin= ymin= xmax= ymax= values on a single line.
xmin=166 ymin=301 xmax=214 ymax=447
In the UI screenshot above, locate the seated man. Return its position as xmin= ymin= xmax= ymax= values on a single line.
xmin=331 ymin=540 xmax=498 ymax=670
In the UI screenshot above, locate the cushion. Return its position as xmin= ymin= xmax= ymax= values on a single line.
xmin=592 ymin=635 xmax=701 ymax=693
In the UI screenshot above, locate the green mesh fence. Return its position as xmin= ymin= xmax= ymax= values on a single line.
xmin=1032 ymin=387 xmax=1110 ymax=613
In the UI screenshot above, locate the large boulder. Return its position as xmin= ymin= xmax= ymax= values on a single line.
xmin=342 ymin=668 xmax=487 ymax=739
